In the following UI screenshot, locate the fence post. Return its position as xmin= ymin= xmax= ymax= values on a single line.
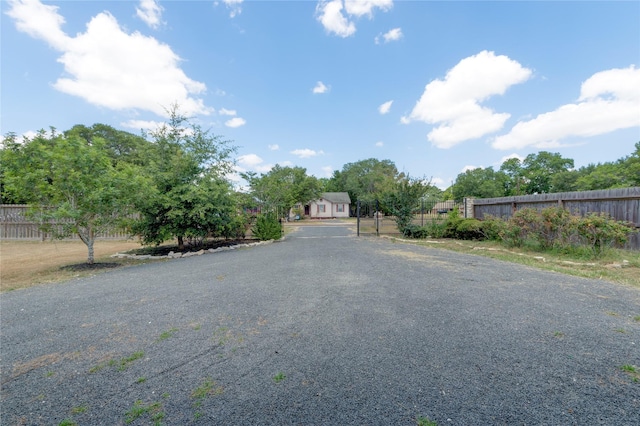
xmin=356 ymin=200 xmax=360 ymax=237
xmin=375 ymin=199 xmax=379 ymax=237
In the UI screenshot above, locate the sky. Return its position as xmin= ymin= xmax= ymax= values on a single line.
xmin=2 ymin=0 xmax=639 ymax=190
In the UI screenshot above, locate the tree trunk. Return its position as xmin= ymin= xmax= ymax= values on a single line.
xmin=177 ymin=235 xmax=184 ymax=251
xmin=78 ymin=225 xmax=95 ymax=264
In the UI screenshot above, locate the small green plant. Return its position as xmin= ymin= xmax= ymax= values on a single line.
xmin=156 ymin=327 xmax=179 ymax=342
xmin=90 ymin=351 xmax=145 ymax=373
xmin=553 ymin=331 xmax=565 ymax=337
xmin=192 ymin=323 xmax=202 ymax=331
xmin=45 ymin=371 xmax=55 ymax=377
xmin=136 ymin=377 xmax=147 ymax=383
xmin=619 ymin=365 xmax=640 ymax=382
xmin=71 ymin=404 xmax=88 ymax=414
xmin=124 ymin=400 xmax=164 ymax=425
xmin=117 ymin=351 xmax=145 ymax=371
xmin=416 ymin=415 xmax=438 ymax=426
xmin=58 ymin=420 xmax=77 ymax=426
xmin=614 ymin=328 xmax=627 ymax=334
xmin=273 ymin=372 xmax=286 ymax=383
xmin=633 ymin=316 xmax=640 ymax=322
xmin=162 ymin=393 xmax=170 ymax=399
xmin=251 ymin=213 xmax=282 ymax=241
xmin=191 ymin=378 xmax=223 ymax=417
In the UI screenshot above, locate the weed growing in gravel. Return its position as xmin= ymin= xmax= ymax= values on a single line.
xmin=273 ymin=372 xmax=286 ymax=383
xmin=614 ymin=328 xmax=627 ymax=333
xmin=191 ymin=378 xmax=224 ymax=402
xmin=58 ymin=420 xmax=77 ymax=426
xmin=620 ymin=365 xmax=639 ymax=382
xmin=416 ymin=415 xmax=438 ymax=426
xmin=191 ymin=378 xmax=223 ymax=420
xmin=156 ymin=327 xmax=179 ymax=342
xmin=45 ymin=371 xmax=55 ymax=377
xmin=89 ymin=351 xmax=145 ymax=373
xmin=634 ymin=316 xmax=640 ymax=322
xmin=70 ymin=405 xmax=88 ymax=414
xmin=136 ymin=377 xmax=147 ymax=383
xmin=553 ymin=331 xmax=565 ymax=337
xmin=124 ymin=400 xmax=165 ymax=425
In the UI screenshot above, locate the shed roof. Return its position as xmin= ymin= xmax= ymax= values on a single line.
xmin=320 ymin=192 xmax=351 ymax=204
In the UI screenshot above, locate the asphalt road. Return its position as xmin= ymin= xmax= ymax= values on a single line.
xmin=1 ymin=222 xmax=639 ymax=425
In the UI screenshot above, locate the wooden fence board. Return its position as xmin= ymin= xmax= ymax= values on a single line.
xmin=470 ymin=187 xmax=640 ymax=250
xmin=0 ymin=205 xmax=131 ymax=240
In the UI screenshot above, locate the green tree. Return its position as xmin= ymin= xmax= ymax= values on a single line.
xmin=242 ymin=165 xmax=322 ymax=218
xmin=499 ymin=157 xmax=526 ymax=196
xmin=384 ymin=176 xmax=432 ymax=235
xmin=521 ymin=151 xmax=574 ymax=194
xmin=132 ymin=108 xmax=237 ymax=249
xmin=328 ymin=158 xmax=399 ymax=203
xmin=1 ymin=129 xmax=144 ymax=263
xmin=451 ymin=167 xmax=507 ymax=201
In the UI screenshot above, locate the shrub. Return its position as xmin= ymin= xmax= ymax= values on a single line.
xmin=251 ymin=213 xmax=282 ymax=241
xmin=479 ymin=215 xmax=505 ymax=241
xmin=575 ymin=212 xmax=634 ymax=257
xmin=538 ymin=207 xmax=577 ymax=249
xmin=455 ymin=218 xmax=485 ymax=240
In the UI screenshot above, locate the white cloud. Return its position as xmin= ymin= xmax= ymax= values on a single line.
xmin=6 ymin=0 xmax=211 ymax=117
xmin=312 ymin=81 xmax=329 ymax=94
xmin=315 ymin=0 xmax=356 ymax=37
xmin=378 ymin=100 xmax=393 ymax=114
xmin=237 ymin=153 xmax=264 ymax=167
xmin=225 ymin=117 xmax=246 ymax=128
xmin=290 ymin=149 xmax=324 ymax=158
xmin=493 ymin=66 xmax=640 ymax=150
xmin=219 ymin=108 xmax=237 ymax=116
xmin=376 ymin=27 xmax=402 ymax=44
xmin=321 ymin=166 xmax=334 ymax=177
xmin=268 ymin=144 xmax=280 ymax=151
xmin=344 ymin=0 xmax=393 ymax=17
xmin=237 ymin=153 xmax=273 ymax=173
xmin=375 ymin=141 xmax=384 ymax=147
xmin=121 ymin=119 xmax=164 ymax=132
xmin=222 ymin=0 xmax=243 ymax=18
xmin=136 ymin=0 xmax=163 ymax=29
xmin=402 ymin=50 xmax=532 ymax=148
xmin=316 ymin=0 xmax=393 ymax=38
xmin=431 ymin=177 xmax=447 ymax=190
xmin=497 ymin=153 xmax=524 ymax=165
xmin=461 ymin=165 xmax=481 ymax=173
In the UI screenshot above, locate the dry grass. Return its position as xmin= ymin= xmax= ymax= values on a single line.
xmin=384 ymin=237 xmax=640 ymax=289
xmin=0 ymin=239 xmax=143 ymax=292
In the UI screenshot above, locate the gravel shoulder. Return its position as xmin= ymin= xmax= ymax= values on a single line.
xmin=1 ymin=224 xmax=639 ymax=425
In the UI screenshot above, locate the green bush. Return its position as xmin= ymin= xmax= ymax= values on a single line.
xmin=575 ymin=212 xmax=634 ymax=257
xmin=479 ymin=215 xmax=505 ymax=241
xmin=251 ymin=214 xmax=282 ymax=241
xmin=538 ymin=207 xmax=577 ymax=249
xmin=455 ymin=218 xmax=485 ymax=240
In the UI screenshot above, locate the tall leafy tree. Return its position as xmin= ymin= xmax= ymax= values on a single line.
xmin=500 ymin=157 xmax=526 ymax=196
xmin=328 ymin=158 xmax=399 ymax=203
xmin=132 ymin=108 xmax=237 ymax=249
xmin=384 ymin=176 xmax=433 ymax=235
xmin=242 ymin=165 xmax=322 ymax=217
xmin=1 ymin=128 xmax=145 ymax=263
xmin=521 ymin=151 xmax=574 ymax=194
xmin=451 ymin=167 xmax=508 ymax=201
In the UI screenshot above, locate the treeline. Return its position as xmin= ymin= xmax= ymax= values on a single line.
xmin=449 ymin=144 xmax=640 ymax=201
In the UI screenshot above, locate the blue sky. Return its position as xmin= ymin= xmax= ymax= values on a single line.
xmin=2 ymin=0 xmax=639 ymax=189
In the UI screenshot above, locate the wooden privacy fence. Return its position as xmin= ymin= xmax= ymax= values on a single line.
xmin=468 ymin=187 xmax=640 ymax=250
xmin=0 ymin=205 xmax=132 ymax=240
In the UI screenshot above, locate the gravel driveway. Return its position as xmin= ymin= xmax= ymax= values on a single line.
xmin=1 ymin=222 xmax=639 ymax=425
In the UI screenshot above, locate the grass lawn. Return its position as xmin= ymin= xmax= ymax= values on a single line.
xmin=0 ymin=239 xmax=143 ymax=292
